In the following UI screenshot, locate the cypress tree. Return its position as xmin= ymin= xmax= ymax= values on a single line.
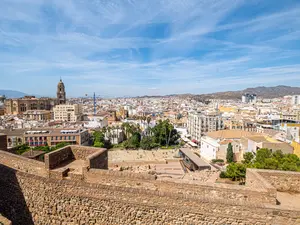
xmin=226 ymin=143 xmax=234 ymax=163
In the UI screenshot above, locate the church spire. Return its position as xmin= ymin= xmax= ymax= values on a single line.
xmin=57 ymin=79 xmax=66 ymax=104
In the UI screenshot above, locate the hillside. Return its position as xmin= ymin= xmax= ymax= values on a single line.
xmin=0 ymin=90 xmax=27 ymax=98
xmin=193 ymin=85 xmax=300 ymax=100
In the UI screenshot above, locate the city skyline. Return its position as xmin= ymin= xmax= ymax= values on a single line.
xmin=1 ymin=0 xmax=300 ymax=97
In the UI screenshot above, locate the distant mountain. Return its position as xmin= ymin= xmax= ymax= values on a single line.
xmin=0 ymin=90 xmax=28 ymax=98
xmin=193 ymin=85 xmax=300 ymax=100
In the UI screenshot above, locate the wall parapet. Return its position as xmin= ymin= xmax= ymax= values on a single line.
xmin=0 ymin=150 xmax=46 ymax=177
xmin=1 ymin=164 xmax=299 ymax=225
xmin=254 ymin=169 xmax=300 ymax=193
xmin=85 ymin=168 xmax=277 ymax=206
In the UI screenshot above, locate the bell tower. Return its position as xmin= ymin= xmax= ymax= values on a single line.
xmin=57 ymin=79 xmax=66 ymax=104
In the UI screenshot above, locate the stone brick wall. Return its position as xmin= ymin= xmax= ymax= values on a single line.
xmin=256 ymin=169 xmax=300 ymax=193
xmin=45 ymin=146 xmax=73 ymax=169
xmin=85 ymin=169 xmax=277 ymax=205
xmin=87 ymin=150 xmax=108 ymax=169
xmin=246 ymin=169 xmax=277 ymax=193
xmin=86 ymin=169 xmax=157 ymax=181
xmin=0 ymin=164 xmax=299 ymax=225
xmin=70 ymin=145 xmax=100 ymax=160
xmin=0 ymin=134 xmax=7 ymax=150
xmin=0 ymin=150 xmax=46 ymax=177
xmin=44 ymin=145 xmax=108 ymax=170
xmin=0 ymin=151 xmax=300 ymax=224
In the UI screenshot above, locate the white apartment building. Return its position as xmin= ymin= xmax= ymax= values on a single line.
xmin=200 ymin=136 xmax=240 ymax=161
xmin=53 ymin=104 xmax=83 ymax=122
xmin=187 ymin=111 xmax=224 ymax=143
xmin=291 ymin=95 xmax=300 ymax=105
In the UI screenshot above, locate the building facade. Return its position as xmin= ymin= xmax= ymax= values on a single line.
xmin=187 ymin=111 xmax=224 ymax=143
xmin=53 ymin=104 xmax=83 ymax=122
xmin=242 ymin=93 xmax=257 ymax=104
xmin=23 ymin=110 xmax=52 ymax=121
xmin=291 ymin=95 xmax=300 ymax=105
xmin=4 ymin=79 xmax=66 ymax=115
xmin=200 ymin=137 xmax=240 ymax=162
xmin=24 ymin=129 xmax=89 ymax=147
xmin=5 ymin=96 xmax=56 ymax=115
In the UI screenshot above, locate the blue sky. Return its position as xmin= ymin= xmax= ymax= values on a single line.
xmin=1 ymin=0 xmax=300 ymax=97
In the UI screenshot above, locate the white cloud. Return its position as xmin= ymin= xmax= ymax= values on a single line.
xmin=0 ymin=0 xmax=300 ymax=96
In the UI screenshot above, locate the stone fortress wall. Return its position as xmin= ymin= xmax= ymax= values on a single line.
xmin=255 ymin=169 xmax=300 ymax=193
xmin=0 ymin=149 xmax=300 ymax=225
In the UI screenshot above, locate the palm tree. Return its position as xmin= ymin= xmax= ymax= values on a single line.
xmin=146 ymin=116 xmax=152 ymax=136
xmin=146 ymin=116 xmax=151 ymax=127
xmin=102 ymin=126 xmax=107 ymax=134
xmin=116 ymin=124 xmax=120 ymax=136
xmin=107 ymin=126 xmax=112 ymax=142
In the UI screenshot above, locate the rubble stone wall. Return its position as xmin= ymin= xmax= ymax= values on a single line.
xmin=256 ymin=169 xmax=300 ymax=193
xmin=70 ymin=145 xmax=100 ymax=160
xmin=85 ymin=169 xmax=276 ymax=205
xmin=86 ymin=168 xmax=157 ymax=181
xmin=0 ymin=150 xmax=46 ymax=177
xmin=0 ymin=150 xmax=300 ymax=224
xmin=44 ymin=146 xmax=73 ymax=169
xmin=87 ymin=150 xmax=108 ymax=169
xmin=1 ymin=164 xmax=300 ymax=225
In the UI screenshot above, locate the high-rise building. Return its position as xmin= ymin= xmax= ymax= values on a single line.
xmin=187 ymin=111 xmax=224 ymax=143
xmin=57 ymin=79 xmax=66 ymax=104
xmin=53 ymin=104 xmax=83 ymax=122
xmin=242 ymin=93 xmax=257 ymax=104
xmin=291 ymin=95 xmax=300 ymax=105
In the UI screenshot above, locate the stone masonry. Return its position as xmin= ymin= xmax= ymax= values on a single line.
xmin=0 ymin=150 xmax=300 ymax=225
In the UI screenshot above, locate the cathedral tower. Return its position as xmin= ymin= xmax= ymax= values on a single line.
xmin=57 ymin=79 xmax=66 ymax=104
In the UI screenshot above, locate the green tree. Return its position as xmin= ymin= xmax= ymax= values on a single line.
xmin=226 ymin=143 xmax=234 ymax=163
xmin=243 ymin=152 xmax=254 ymax=164
xmin=140 ymin=136 xmax=153 ymax=150
xmin=15 ymin=144 xmax=30 ymax=155
xmin=272 ymin=150 xmax=284 ymax=162
xmin=124 ymin=132 xmax=141 ymax=149
xmin=225 ymin=163 xmax=246 ymax=181
xmin=151 ymin=120 xmax=179 ymax=146
xmin=94 ymin=142 xmax=105 ymax=148
xmin=279 ymin=161 xmax=298 ymax=171
xmin=255 ymin=148 xmax=272 ymax=164
xmin=264 ymin=158 xmax=279 ymax=170
xmin=140 ymin=136 xmax=159 ymax=150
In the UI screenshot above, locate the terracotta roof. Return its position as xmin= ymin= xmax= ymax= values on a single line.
xmin=206 ymin=130 xmax=260 ymax=140
xmin=247 ymin=136 xmax=268 ymax=143
xmin=219 ymin=140 xmax=233 ymax=145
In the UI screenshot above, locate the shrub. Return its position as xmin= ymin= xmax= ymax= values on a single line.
xmin=212 ymin=159 xmax=224 ymax=163
xmin=219 ymin=171 xmax=228 ymax=178
xmin=225 ymin=163 xmax=246 ymax=181
xmin=243 ymin=152 xmax=254 ymax=164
